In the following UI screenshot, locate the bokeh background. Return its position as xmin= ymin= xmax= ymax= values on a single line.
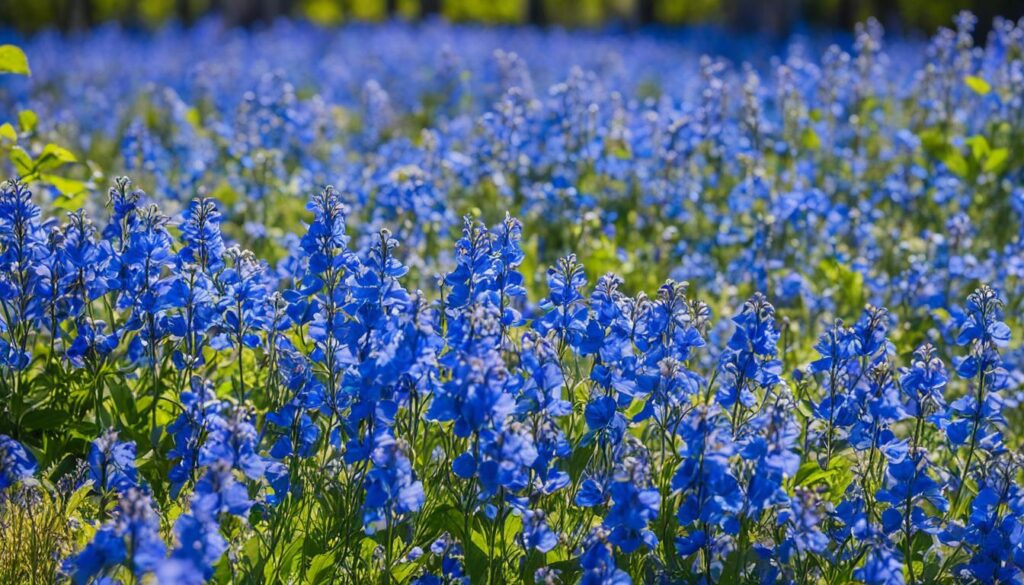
xmin=3 ymin=0 xmax=1024 ymax=37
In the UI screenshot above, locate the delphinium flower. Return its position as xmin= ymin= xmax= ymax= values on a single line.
xmin=167 ymin=376 xmax=224 ymax=498
xmin=941 ymin=286 xmax=1011 ymax=513
xmin=513 ymin=331 xmax=571 ymax=495
xmin=808 ymin=317 xmax=868 ymax=469
xmin=210 ymin=246 xmax=270 ymax=402
xmin=88 ymin=430 xmax=139 ymax=497
xmin=778 ymin=488 xmax=830 ymax=572
xmin=847 ymin=346 xmax=942 ymax=581
xmin=62 ymin=487 xmax=166 ymax=585
xmin=716 ymin=293 xmax=782 ymax=435
xmin=199 ymin=406 xmax=269 ymax=483
xmin=339 ymin=229 xmax=412 ymax=461
xmin=162 ymin=429 xmax=257 ymax=583
xmin=361 ymin=432 xmax=424 ymax=537
xmin=492 ymin=213 xmax=528 ymax=335
xmin=291 ymin=185 xmax=355 ymax=449
xmin=118 ymin=202 xmax=174 ymax=429
xmin=632 ymin=281 xmax=707 ymax=436
xmin=413 ymin=533 xmax=470 ymax=585
xmin=36 ymin=227 xmax=69 ymax=354
xmin=166 ymin=198 xmax=226 ymax=374
xmin=165 ymin=262 xmax=219 ymax=373
xmin=0 ymin=434 xmax=36 ymax=490
xmin=738 ymin=389 xmax=801 ymax=525
xmin=157 ymin=512 xmax=227 ymax=585
xmin=957 ymin=454 xmax=1024 ymax=582
xmin=603 ymin=448 xmax=660 ymax=554
xmin=520 ymin=508 xmax=559 ymax=554
xmin=102 ymin=176 xmax=144 ymax=263
xmin=672 ymin=404 xmax=742 ymax=576
xmin=58 ymin=209 xmax=115 ymax=328
xmin=579 ymin=274 xmax=645 ymax=409
xmin=578 ymin=526 xmax=631 ymax=585
xmin=443 ymin=216 xmax=499 ymax=313
xmin=0 ymin=179 xmax=51 ymax=371
xmin=177 ymin=197 xmax=226 ymax=273
xmin=854 ymin=544 xmax=905 ymax=585
xmin=534 ymin=255 xmax=588 ymax=352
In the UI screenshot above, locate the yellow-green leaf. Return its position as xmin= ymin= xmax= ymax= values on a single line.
xmin=964 ymin=75 xmax=990 ymax=96
xmin=18 ymin=110 xmax=37 ymax=133
xmin=983 ymin=148 xmax=1009 ymax=174
xmin=0 ymin=123 xmax=16 ymax=142
xmin=941 ymin=151 xmax=969 ymax=177
xmin=9 ymin=146 xmax=33 ymax=175
xmin=965 ymin=135 xmax=989 ymax=161
xmin=36 ymin=143 xmax=77 ymax=172
xmin=43 ymin=174 xmax=88 ymax=210
xmin=0 ymin=45 xmax=30 ymax=76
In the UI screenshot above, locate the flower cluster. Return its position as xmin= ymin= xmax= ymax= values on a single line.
xmin=2 ymin=10 xmax=1024 ymax=585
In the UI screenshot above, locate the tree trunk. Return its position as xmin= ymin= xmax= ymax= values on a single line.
xmin=637 ymin=0 xmax=656 ymax=26
xmin=527 ymin=0 xmax=546 ymax=26
xmin=420 ymin=0 xmax=441 ymax=19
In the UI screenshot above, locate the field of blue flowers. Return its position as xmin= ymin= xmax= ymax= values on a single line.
xmin=1 ymin=11 xmax=1024 ymax=584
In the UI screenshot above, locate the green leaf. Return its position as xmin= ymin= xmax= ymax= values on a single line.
xmin=0 ymin=45 xmax=30 ymax=76
xmin=36 ymin=143 xmax=78 ymax=172
xmin=44 ymin=174 xmax=88 ymax=202
xmin=18 ymin=110 xmax=37 ymax=133
xmin=983 ymin=148 xmax=1009 ymax=174
xmin=940 ymin=151 xmax=969 ymax=178
xmin=20 ymin=407 xmax=70 ymax=431
xmin=964 ymin=75 xmax=990 ymax=96
xmin=965 ymin=135 xmax=990 ymax=161
xmin=304 ymin=552 xmax=335 ymax=585
xmin=801 ymin=127 xmax=821 ymax=151
xmin=0 ymin=122 xmax=16 ymax=142
xmin=9 ymin=146 xmax=33 ymax=175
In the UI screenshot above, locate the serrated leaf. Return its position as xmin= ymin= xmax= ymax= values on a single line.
xmin=964 ymin=75 xmax=990 ymax=96
xmin=0 ymin=45 xmax=30 ymax=76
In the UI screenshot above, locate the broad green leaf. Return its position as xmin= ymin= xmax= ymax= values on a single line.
xmin=20 ymin=407 xmax=70 ymax=431
xmin=43 ymin=174 xmax=88 ymax=206
xmin=801 ymin=127 xmax=821 ymax=151
xmin=964 ymin=75 xmax=990 ymax=96
xmin=965 ymin=135 xmax=989 ymax=161
xmin=9 ymin=146 xmax=33 ymax=175
xmin=305 ymin=552 xmax=336 ymax=585
xmin=18 ymin=109 xmax=37 ymax=133
xmin=0 ymin=122 xmax=16 ymax=142
xmin=940 ymin=151 xmax=969 ymax=177
xmin=0 ymin=45 xmax=30 ymax=76
xmin=983 ymin=148 xmax=1009 ymax=174
xmin=36 ymin=143 xmax=78 ymax=172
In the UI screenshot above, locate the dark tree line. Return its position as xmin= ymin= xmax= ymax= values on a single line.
xmin=5 ymin=0 xmax=1024 ymax=35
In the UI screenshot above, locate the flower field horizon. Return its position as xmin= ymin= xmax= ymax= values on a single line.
xmin=2 ymin=11 xmax=1024 ymax=584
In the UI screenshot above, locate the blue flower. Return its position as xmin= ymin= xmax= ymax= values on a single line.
xmin=88 ymin=430 xmax=138 ymax=495
xmin=362 ymin=432 xmax=424 ymax=534
xmin=579 ymin=527 xmax=632 ymax=585
xmin=63 ymin=488 xmax=166 ymax=585
xmin=0 ymin=434 xmax=36 ymax=490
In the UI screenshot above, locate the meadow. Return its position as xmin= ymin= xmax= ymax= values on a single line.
xmin=1 ymin=12 xmax=1024 ymax=584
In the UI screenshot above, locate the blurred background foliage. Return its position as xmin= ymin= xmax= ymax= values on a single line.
xmin=2 ymin=0 xmax=1023 ymax=38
